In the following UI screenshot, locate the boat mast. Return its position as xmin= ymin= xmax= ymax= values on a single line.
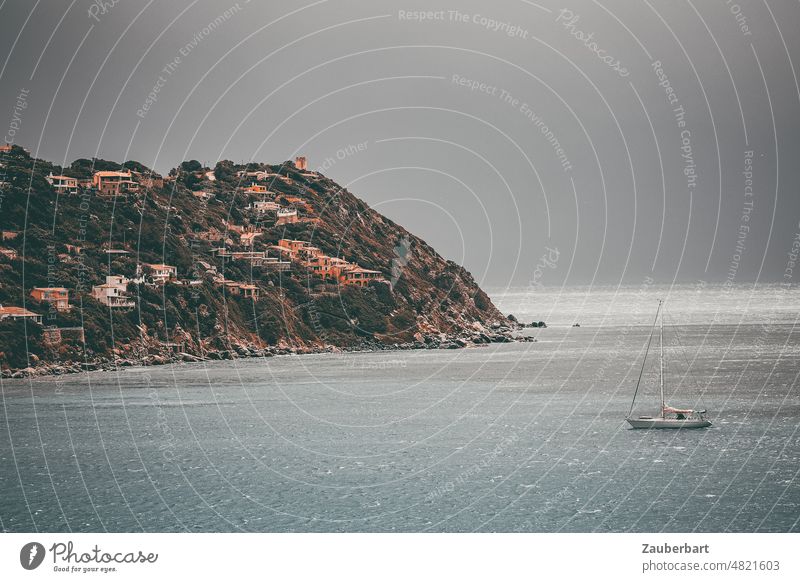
xmin=659 ymin=299 xmax=665 ymax=417
xmin=628 ymin=299 xmax=662 ymax=419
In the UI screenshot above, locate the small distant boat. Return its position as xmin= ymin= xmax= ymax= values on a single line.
xmin=626 ymin=300 xmax=711 ymax=429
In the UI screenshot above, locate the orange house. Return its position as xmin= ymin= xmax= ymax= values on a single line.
xmin=30 ymin=287 xmax=70 ymax=311
xmin=92 ymin=171 xmax=138 ymax=196
xmin=306 ymin=256 xmax=353 ymax=280
xmin=342 ymin=267 xmax=384 ymax=287
xmin=277 ymin=239 xmax=312 ymax=258
xmin=243 ymin=183 xmax=269 ymax=195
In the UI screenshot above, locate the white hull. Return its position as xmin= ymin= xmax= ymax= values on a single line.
xmin=627 ymin=417 xmax=711 ymax=429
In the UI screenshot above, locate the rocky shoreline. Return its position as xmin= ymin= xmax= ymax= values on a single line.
xmin=2 ymin=325 xmax=533 ymax=379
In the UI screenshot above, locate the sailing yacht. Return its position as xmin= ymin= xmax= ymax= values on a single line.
xmin=626 ymin=300 xmax=711 ymax=429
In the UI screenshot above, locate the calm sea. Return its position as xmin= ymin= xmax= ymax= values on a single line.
xmin=1 ymin=284 xmax=798 ymax=532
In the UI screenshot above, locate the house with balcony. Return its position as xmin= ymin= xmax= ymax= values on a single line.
xmin=45 ymin=173 xmax=79 ymax=194
xmin=30 ymin=287 xmax=70 ymax=311
xmin=248 ymin=199 xmax=280 ymax=216
xmin=342 ymin=267 xmax=385 ymax=287
xmin=224 ymin=282 xmax=260 ymax=300
xmin=296 ymin=245 xmax=323 ymax=261
xmin=277 ymin=239 xmax=312 ymax=257
xmin=305 ymin=255 xmax=353 ymax=280
xmin=92 ymin=170 xmax=138 ymax=197
xmin=231 ymin=251 xmax=266 ymax=264
xmin=91 ymin=276 xmax=135 ymax=308
xmin=140 ymin=263 xmax=177 ymax=284
xmin=237 ymin=284 xmax=260 ymax=299
xmin=261 ymin=257 xmax=291 ymax=271
xmin=326 ymin=257 xmax=354 ymax=279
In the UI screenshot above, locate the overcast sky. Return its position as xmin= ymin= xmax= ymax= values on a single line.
xmin=1 ymin=0 xmax=799 ymax=289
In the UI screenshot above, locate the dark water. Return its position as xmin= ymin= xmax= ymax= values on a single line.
xmin=1 ymin=285 xmax=799 ymax=532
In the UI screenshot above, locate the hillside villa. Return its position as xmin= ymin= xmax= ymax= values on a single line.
xmin=30 ymin=287 xmax=70 ymax=311
xmin=248 ymin=199 xmax=280 ymax=216
xmin=91 ymin=276 xmax=135 ymax=308
xmin=224 ymin=281 xmax=260 ymax=299
xmin=276 ymin=239 xmax=310 ymax=257
xmin=140 ymin=263 xmax=177 ymax=284
xmin=243 ymin=183 xmax=269 ymax=195
xmin=0 ymin=305 xmax=43 ymax=324
xmin=305 ymin=255 xmax=354 ymax=280
xmin=276 ymin=207 xmax=298 ymax=224
xmin=92 ymin=170 xmax=139 ymax=196
xmin=236 ymin=170 xmax=278 ymax=181
xmin=277 ymin=239 xmax=386 ymax=287
xmin=343 ymin=267 xmax=384 ymax=287
xmin=45 ymin=173 xmax=79 ymax=194
xmin=214 ymin=249 xmax=290 ymax=269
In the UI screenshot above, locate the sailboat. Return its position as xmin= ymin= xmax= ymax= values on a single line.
xmin=626 ymin=300 xmax=711 ymax=429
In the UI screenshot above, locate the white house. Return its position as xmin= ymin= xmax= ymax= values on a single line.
xmin=45 ymin=173 xmax=78 ymax=194
xmin=248 ymin=199 xmax=280 ymax=215
xmin=140 ymin=263 xmax=177 ymax=284
xmin=91 ymin=276 xmax=134 ymax=308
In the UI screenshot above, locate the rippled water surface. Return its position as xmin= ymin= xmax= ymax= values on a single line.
xmin=1 ymin=284 xmax=798 ymax=532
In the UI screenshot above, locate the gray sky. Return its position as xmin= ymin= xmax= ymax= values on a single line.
xmin=2 ymin=0 xmax=799 ymax=288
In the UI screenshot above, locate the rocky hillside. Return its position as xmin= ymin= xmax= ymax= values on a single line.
xmin=0 ymin=145 xmax=515 ymax=375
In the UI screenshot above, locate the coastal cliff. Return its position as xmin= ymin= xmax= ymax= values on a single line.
xmin=0 ymin=146 xmax=516 ymax=376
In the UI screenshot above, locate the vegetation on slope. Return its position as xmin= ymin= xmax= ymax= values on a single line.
xmin=0 ymin=145 xmax=508 ymax=372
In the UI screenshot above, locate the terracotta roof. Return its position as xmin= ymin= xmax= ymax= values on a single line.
xmin=144 ymin=263 xmax=175 ymax=269
xmin=0 ymin=306 xmax=40 ymax=317
xmin=94 ymin=170 xmax=132 ymax=177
